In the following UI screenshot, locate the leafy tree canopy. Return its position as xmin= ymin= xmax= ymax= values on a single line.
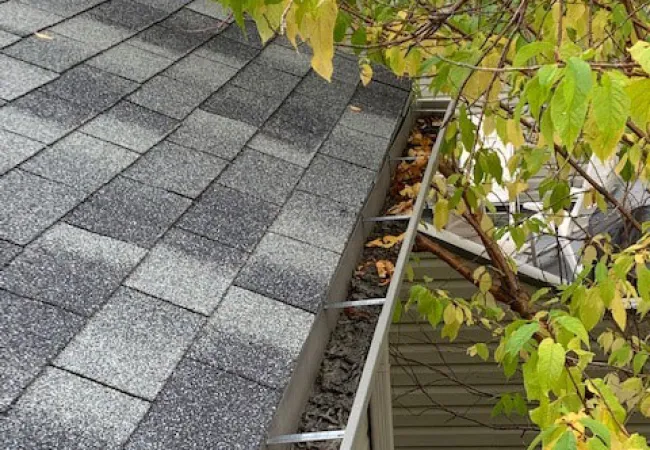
xmin=215 ymin=1 xmax=650 ymax=448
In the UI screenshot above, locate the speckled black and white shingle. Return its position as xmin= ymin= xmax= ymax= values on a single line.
xmin=0 ymin=0 xmax=410 ymax=446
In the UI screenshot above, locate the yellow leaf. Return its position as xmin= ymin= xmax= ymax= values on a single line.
xmin=34 ymin=32 xmax=53 ymax=40
xmin=611 ymin=292 xmax=627 ymax=331
xmin=375 ymin=259 xmax=395 ymax=279
xmin=639 ymin=395 xmax=650 ymax=417
xmin=400 ymin=183 xmax=421 ymax=199
xmin=300 ymin=0 xmax=337 ymax=81
xmin=507 ymin=119 xmax=525 ymax=148
xmin=360 ymin=63 xmax=373 ymax=86
xmin=482 ymin=115 xmax=496 ymax=136
xmin=434 ymin=198 xmax=449 ymax=230
xmin=387 ymin=200 xmax=413 ymax=215
xmin=365 ymin=233 xmax=405 ymax=249
xmin=480 ymin=213 xmax=494 ymax=237
xmin=443 ymin=303 xmax=456 ymax=324
xmin=349 ymin=105 xmax=362 ymax=112
xmin=506 ymin=180 xmax=528 ymax=202
xmin=582 ymin=245 xmax=597 ymax=265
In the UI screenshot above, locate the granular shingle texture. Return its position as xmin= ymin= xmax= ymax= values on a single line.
xmin=0 ymin=129 xmax=45 ymax=175
xmin=178 ymin=184 xmax=279 ymax=252
xmin=0 ymin=170 xmax=86 ymax=244
xmin=124 ymin=140 xmax=227 ymax=197
xmin=124 ymin=358 xmax=280 ymax=450
xmin=66 ymin=176 xmax=191 ymax=248
xmin=0 ymin=54 xmax=58 ymax=101
xmin=22 ymin=132 xmax=138 ymax=193
xmin=0 ymin=3 xmax=410 ymax=447
xmin=0 ymin=367 xmax=149 ymax=449
xmin=56 ymin=287 xmax=203 ymax=399
xmin=0 ymin=290 xmax=83 ymax=411
xmin=235 ymin=233 xmax=340 ymax=313
xmin=81 ymin=100 xmax=178 ymax=153
xmin=168 ymin=108 xmax=255 ymax=159
xmin=88 ymin=43 xmax=174 ymax=83
xmin=190 ymin=286 xmax=314 ymax=388
xmin=0 ymin=223 xmax=146 ymax=315
xmin=218 ymin=148 xmax=303 ymax=205
xmin=3 ymin=33 xmax=99 ymax=73
xmin=0 ymin=91 xmax=98 ymax=144
xmin=298 ymin=154 xmax=377 ymax=207
xmin=125 ymin=228 xmax=247 ymax=314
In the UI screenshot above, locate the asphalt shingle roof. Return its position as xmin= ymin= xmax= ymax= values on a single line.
xmin=0 ymin=1 xmax=410 ymax=447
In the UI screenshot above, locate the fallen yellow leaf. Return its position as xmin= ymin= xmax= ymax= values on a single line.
xmin=349 ymin=105 xmax=362 ymax=112
xmin=34 ymin=32 xmax=53 ymax=40
xmin=387 ymin=200 xmax=413 ymax=215
xmin=366 ymin=233 xmax=405 ymax=249
xmin=376 ymin=259 xmax=395 ymax=279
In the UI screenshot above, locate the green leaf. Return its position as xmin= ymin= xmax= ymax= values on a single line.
xmin=587 ymin=379 xmax=626 ymax=423
xmin=506 ymin=322 xmax=540 ymax=356
xmin=554 ymin=431 xmax=577 ymax=450
xmin=472 ymin=342 xmax=489 ymax=361
xmin=527 ymin=425 xmax=560 ymax=450
xmin=588 ymin=439 xmax=608 ymax=450
xmin=333 ymin=10 xmax=351 ymax=43
xmin=537 ymin=338 xmax=566 ymax=390
xmin=580 ymin=417 xmax=611 ymax=446
xmin=637 ymin=264 xmax=650 ymax=304
xmin=550 ymin=57 xmax=592 ymax=151
xmin=553 ymin=315 xmax=589 ymax=346
xmin=523 ymin=354 xmax=542 ymax=400
xmin=350 ymin=26 xmax=366 ymax=48
xmin=589 ymin=71 xmax=630 ymax=161
xmin=540 ymin=106 xmax=555 ymax=146
xmin=629 ymin=41 xmax=650 ymax=75
xmin=633 ymin=352 xmax=648 ymax=375
xmin=538 ymin=64 xmax=561 ymax=89
xmin=529 ymin=398 xmax=560 ymax=428
xmin=514 ymin=41 xmax=555 ymax=66
xmin=549 ymin=181 xmax=571 ymax=212
xmin=579 ymin=289 xmax=604 ymax=331
xmin=459 ymin=105 xmax=476 ymax=151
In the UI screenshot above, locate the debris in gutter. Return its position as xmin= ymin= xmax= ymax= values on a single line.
xmin=292 ymin=115 xmax=441 ymax=449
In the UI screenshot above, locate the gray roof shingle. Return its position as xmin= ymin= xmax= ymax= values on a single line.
xmin=0 ymin=170 xmax=86 ymax=244
xmin=168 ymin=108 xmax=256 ymax=159
xmin=0 ymin=3 xmax=410 ymax=447
xmin=65 ymin=176 xmax=191 ymax=248
xmin=124 ymin=228 xmax=247 ymax=314
xmin=55 ymin=286 xmax=203 ymax=399
xmin=0 ymin=2 xmax=63 ymax=37
xmin=124 ymin=358 xmax=280 ymax=450
xmin=177 ymin=184 xmax=280 ymax=252
xmin=123 ymin=140 xmax=227 ymax=197
xmin=0 ymin=222 xmax=146 ymax=315
xmin=218 ymin=148 xmax=304 ymax=205
xmin=0 ymin=367 xmax=149 ymax=449
xmin=235 ymin=233 xmax=340 ymax=313
xmin=81 ymin=100 xmax=179 ymax=153
xmin=3 ymin=32 xmax=100 ymax=73
xmin=0 ymin=54 xmax=58 ymax=101
xmin=190 ymin=286 xmax=314 ymax=388
xmin=22 ymin=132 xmax=139 ymax=193
xmin=0 ymin=290 xmax=83 ymax=411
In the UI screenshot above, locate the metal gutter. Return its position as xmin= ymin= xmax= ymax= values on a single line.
xmin=340 ymin=98 xmax=453 ymax=450
xmin=417 ymin=223 xmax=564 ymax=287
xmin=264 ymin=90 xmax=418 ymax=449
